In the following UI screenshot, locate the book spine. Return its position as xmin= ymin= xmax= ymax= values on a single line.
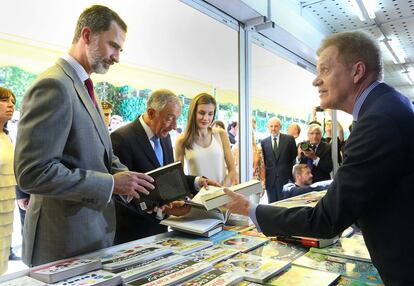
xmin=276 ymin=236 xmax=319 ymax=247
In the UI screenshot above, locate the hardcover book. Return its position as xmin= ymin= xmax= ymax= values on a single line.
xmin=265 ymin=265 xmax=339 ymax=286
xmin=249 ymin=240 xmax=307 ymax=262
xmin=218 ymin=234 xmax=268 ymax=253
xmin=134 ymin=161 xmax=191 ymax=211
xmin=214 ymin=253 xmax=291 ymax=283
xmin=49 ymin=270 xmax=121 ymax=286
xmin=276 ymin=235 xmax=338 ymax=248
xmin=270 ymin=190 xmax=327 ymax=209
xmin=186 ymin=180 xmax=262 ymax=210
xmin=29 ymin=258 xmax=101 ymax=283
xmin=0 ymin=276 xmax=46 ymax=286
xmin=310 ymin=235 xmax=371 ymax=262
xmin=111 ymin=253 xmax=189 ymax=283
xmin=293 ymin=251 xmax=382 ymax=283
xmin=99 ymin=245 xmax=172 ymax=270
xmin=125 ymin=260 xmax=212 ymax=286
xmin=189 ymin=245 xmax=240 ymax=265
xmin=181 ymin=269 xmax=243 ymax=286
xmin=151 ymin=237 xmax=213 ymax=255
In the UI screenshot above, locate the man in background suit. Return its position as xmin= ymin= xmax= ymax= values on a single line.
xmin=111 ymin=89 xmax=219 ymax=244
xmin=14 ymin=5 xmax=154 ymax=266
xmin=224 ymin=31 xmax=414 ymax=285
xmin=261 ymin=117 xmax=297 ymax=202
xmin=298 ymin=124 xmax=333 ymax=182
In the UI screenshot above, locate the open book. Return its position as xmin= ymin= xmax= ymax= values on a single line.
xmin=186 ymin=179 xmax=262 ymax=211
xmin=160 ymin=206 xmax=230 ymax=237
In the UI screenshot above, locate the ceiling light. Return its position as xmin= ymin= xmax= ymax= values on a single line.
xmin=381 ymin=38 xmax=406 ymax=64
xmin=351 ymin=0 xmax=376 ymax=21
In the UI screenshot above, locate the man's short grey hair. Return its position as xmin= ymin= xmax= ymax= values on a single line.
xmin=308 ymin=124 xmax=322 ymax=133
xmin=147 ymin=89 xmax=181 ymax=112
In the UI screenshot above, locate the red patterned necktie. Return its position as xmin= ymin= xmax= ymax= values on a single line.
xmin=84 ymin=78 xmax=97 ymax=106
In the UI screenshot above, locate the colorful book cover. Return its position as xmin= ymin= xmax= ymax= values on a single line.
xmin=270 ymin=191 xmax=326 ymax=209
xmin=181 ymin=269 xmax=243 ymax=286
xmin=196 ymin=230 xmax=238 ymax=244
xmin=265 ymin=265 xmax=339 ymax=286
xmin=336 ymin=277 xmax=385 ymax=286
xmin=223 ymin=225 xmax=256 ymax=233
xmin=235 ymin=282 xmax=262 ymax=286
xmin=249 ymin=240 xmax=306 ymax=262
xmin=49 ymin=270 xmax=121 ymax=286
xmin=214 ymin=253 xmax=291 ymax=283
xmin=100 ymin=245 xmax=171 ymax=270
xmin=111 ymin=253 xmax=189 ymax=282
xmin=218 ymin=234 xmax=268 ymax=253
xmin=310 ymin=235 xmax=371 ymax=262
xmin=0 ymin=276 xmax=47 ymax=286
xmin=151 ymin=237 xmax=213 ymax=255
xmin=189 ymin=245 xmax=240 ymax=265
xmin=126 ymin=260 xmax=211 ymax=286
xmin=30 ymin=258 xmax=101 ymax=283
xmin=293 ymin=251 xmax=382 ymax=284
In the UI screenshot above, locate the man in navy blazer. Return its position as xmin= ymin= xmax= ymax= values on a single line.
xmin=261 ymin=117 xmax=297 ymax=202
xmin=111 ymin=89 xmax=218 ymax=244
xmin=224 ymin=31 xmax=414 ymax=286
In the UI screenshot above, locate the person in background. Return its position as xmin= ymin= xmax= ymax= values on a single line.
xmin=261 ymin=117 xmax=297 ymax=202
xmin=212 ymin=120 xmax=225 ymax=130
xmin=14 ymin=5 xmax=154 ymax=266
xmin=101 ymin=101 xmax=113 ymax=128
xmin=227 ymin=121 xmax=238 ymax=145
xmin=324 ymin=119 xmax=344 ymax=165
xmin=287 ymin=123 xmax=304 ymax=145
xmin=224 ymin=31 xmax=414 ymax=285
xmin=175 ymin=93 xmax=238 ymax=187
xmin=0 ymin=87 xmax=17 ymax=273
xmin=109 ymin=114 xmax=124 ymax=132
xmin=282 ymin=164 xmax=332 ymax=199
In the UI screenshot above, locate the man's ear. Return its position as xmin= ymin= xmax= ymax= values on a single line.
xmin=352 ymin=61 xmax=367 ymax=84
xmin=81 ymin=27 xmax=92 ymax=45
xmin=147 ymin=108 xmax=156 ymax=119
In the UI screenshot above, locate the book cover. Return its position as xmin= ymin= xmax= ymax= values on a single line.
xmin=134 ymin=161 xmax=191 ymax=211
xmin=265 ymin=265 xmax=339 ymax=286
xmin=223 ymin=225 xmax=256 ymax=233
xmin=181 ymin=269 xmax=243 ymax=286
xmin=99 ymin=245 xmax=172 ymax=270
xmin=214 ymin=253 xmax=291 ymax=283
xmin=126 ymin=260 xmax=212 ymax=286
xmin=293 ymin=251 xmax=383 ymax=284
xmin=235 ymin=282 xmax=262 ymax=286
xmin=151 ymin=237 xmax=213 ymax=255
xmin=0 ymin=276 xmax=46 ymax=286
xmin=218 ymin=234 xmax=268 ymax=253
xmin=249 ymin=240 xmax=307 ymax=262
xmin=188 ymin=180 xmax=262 ymax=210
xmin=270 ymin=190 xmax=326 ymax=209
xmin=189 ymin=245 xmax=240 ymax=265
xmin=310 ymin=235 xmax=371 ymax=262
xmin=49 ymin=270 xmax=121 ymax=286
xmin=336 ymin=277 xmax=385 ymax=286
xmin=198 ymin=230 xmax=238 ymax=244
xmin=111 ymin=253 xmax=189 ymax=283
xmin=29 ymin=258 xmax=101 ymax=283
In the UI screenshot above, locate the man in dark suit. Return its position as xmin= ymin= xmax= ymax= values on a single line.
xmin=261 ymin=117 xmax=297 ymax=202
xmin=14 ymin=6 xmax=154 ymax=266
xmin=298 ymin=124 xmax=333 ymax=182
xmin=111 ymin=89 xmax=218 ymax=244
xmin=224 ymin=31 xmax=414 ymax=286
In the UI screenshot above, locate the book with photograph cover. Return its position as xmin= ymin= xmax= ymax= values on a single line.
xmin=293 ymin=251 xmax=382 ymax=284
xmin=49 ymin=270 xmax=121 ymax=286
xmin=249 ymin=240 xmax=307 ymax=262
xmin=265 ymin=265 xmax=339 ymax=286
xmin=99 ymin=245 xmax=172 ymax=270
xmin=111 ymin=253 xmax=189 ymax=283
xmin=214 ymin=253 xmax=291 ymax=283
xmin=218 ymin=234 xmax=268 ymax=253
xmin=335 ymin=277 xmax=385 ymax=286
xmin=186 ymin=180 xmax=262 ymax=210
xmin=310 ymin=235 xmax=371 ymax=262
xmin=189 ymin=245 xmax=240 ymax=265
xmin=151 ymin=237 xmax=213 ymax=255
xmin=134 ymin=161 xmax=191 ymax=211
xmin=126 ymin=260 xmax=211 ymax=286
xmin=181 ymin=269 xmax=243 ymax=286
xmin=29 ymin=258 xmax=101 ymax=283
xmin=0 ymin=276 xmax=47 ymax=286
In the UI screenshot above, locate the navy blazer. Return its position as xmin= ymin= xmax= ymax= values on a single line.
xmin=256 ymin=83 xmax=414 ymax=286
xmin=111 ymin=116 xmax=196 ymax=244
xmin=298 ymin=140 xmax=333 ymax=182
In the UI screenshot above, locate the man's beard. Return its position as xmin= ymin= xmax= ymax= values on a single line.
xmin=87 ymin=41 xmax=110 ymax=74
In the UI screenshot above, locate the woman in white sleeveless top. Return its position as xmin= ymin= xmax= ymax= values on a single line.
xmin=0 ymin=87 xmax=16 ymax=274
xmin=175 ymin=93 xmax=238 ymax=186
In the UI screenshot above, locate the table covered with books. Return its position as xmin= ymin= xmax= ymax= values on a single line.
xmin=0 ymin=191 xmax=384 ymax=286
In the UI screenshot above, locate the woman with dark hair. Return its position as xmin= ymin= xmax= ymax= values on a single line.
xmin=0 ymin=87 xmax=16 ymax=274
xmin=175 ymin=93 xmax=238 ymax=186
